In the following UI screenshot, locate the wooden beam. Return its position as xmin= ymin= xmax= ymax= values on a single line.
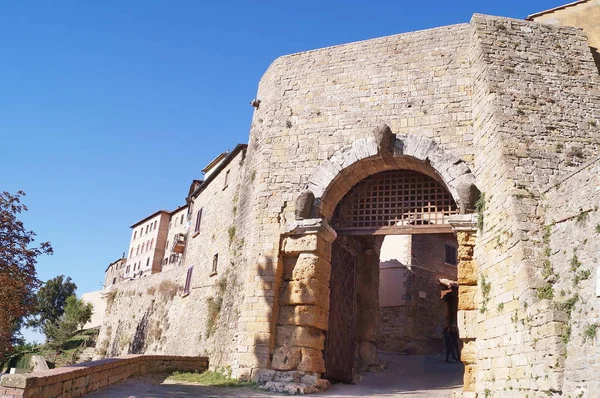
xmin=336 ymin=225 xmax=454 ymax=236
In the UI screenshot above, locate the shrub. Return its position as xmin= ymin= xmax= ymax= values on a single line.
xmin=583 ymin=323 xmax=598 ymax=343
xmin=105 ymin=290 xmax=117 ymax=310
xmin=537 ymin=285 xmax=554 ymax=300
xmin=157 ymin=281 xmax=180 ymax=301
xmin=205 ymin=296 xmax=223 ymax=338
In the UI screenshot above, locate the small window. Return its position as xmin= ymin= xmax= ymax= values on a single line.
xmin=194 ymin=208 xmax=203 ymax=235
xmin=223 ymin=170 xmax=230 ymax=189
xmin=112 ymin=277 xmax=116 ymax=285
xmin=445 ymin=244 xmax=458 ymax=266
xmin=168 ymin=222 xmax=172 ymax=231
xmin=136 ymin=245 xmax=140 ymax=256
xmin=180 ymin=214 xmax=184 ymax=225
xmin=130 ymin=248 xmax=134 ymax=258
xmin=145 ymin=225 xmax=149 ymax=234
xmin=146 ymin=258 xmax=150 ymax=268
xmin=142 ymin=242 xmax=146 ymax=252
xmin=184 ymin=266 xmax=193 ymax=295
xmin=126 ymin=265 xmax=130 ymax=274
xmin=211 ymin=254 xmax=218 ymax=276
xmin=153 ymin=220 xmax=157 ymax=230
xmin=133 ymin=231 xmax=137 ymax=240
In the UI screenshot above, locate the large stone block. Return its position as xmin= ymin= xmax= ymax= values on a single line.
xmin=457 ymin=231 xmax=476 ymax=247
xmin=275 ymin=325 xmax=325 ymax=350
xmin=297 ymin=348 xmax=325 ymax=373
xmin=458 ymin=285 xmax=478 ymax=310
xmin=457 ymin=259 xmax=478 ymax=285
xmin=278 ymin=305 xmax=329 ymax=330
xmin=280 ymin=279 xmax=329 ymax=306
xmin=461 ymin=340 xmax=477 ymax=364
xmin=457 ymin=310 xmax=478 ymax=339
xmin=271 ymin=347 xmax=302 ymax=371
xmin=291 ymin=254 xmax=331 ymax=284
xmin=458 ymin=244 xmax=474 ymax=260
xmin=282 ymin=234 xmax=330 ymax=257
xmin=463 ymin=364 xmax=477 ymax=392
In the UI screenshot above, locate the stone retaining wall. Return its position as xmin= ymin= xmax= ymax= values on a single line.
xmin=0 ymin=355 xmax=208 ymax=398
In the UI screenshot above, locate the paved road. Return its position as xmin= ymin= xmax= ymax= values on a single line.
xmin=85 ymin=354 xmax=463 ymax=397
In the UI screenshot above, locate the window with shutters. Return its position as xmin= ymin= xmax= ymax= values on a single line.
xmin=223 ymin=170 xmax=230 ymax=190
xmin=193 ymin=208 xmax=203 ymax=237
xmin=211 ymin=254 xmax=218 ymax=276
xmin=183 ymin=266 xmax=193 ymax=296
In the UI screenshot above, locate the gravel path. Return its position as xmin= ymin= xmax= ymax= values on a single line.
xmin=85 ymin=353 xmax=463 ymax=397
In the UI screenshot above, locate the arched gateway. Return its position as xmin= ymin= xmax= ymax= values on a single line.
xmin=275 ymin=129 xmax=481 ymax=393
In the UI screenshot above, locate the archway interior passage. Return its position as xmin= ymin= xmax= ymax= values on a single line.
xmin=331 ymin=170 xmax=459 ymax=236
xmin=325 ymin=168 xmax=462 ymax=385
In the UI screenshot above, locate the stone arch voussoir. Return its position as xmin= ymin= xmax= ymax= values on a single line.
xmin=306 ymin=129 xmax=477 ymax=220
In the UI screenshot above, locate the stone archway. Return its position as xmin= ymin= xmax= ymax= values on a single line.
xmin=273 ymin=127 xmax=480 ymax=395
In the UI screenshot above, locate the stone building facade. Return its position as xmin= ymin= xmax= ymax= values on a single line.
xmin=104 ymin=257 xmax=126 ymax=288
xmin=162 ymin=205 xmax=188 ymax=271
xmin=124 ymin=211 xmax=170 ymax=278
xmin=97 ymin=8 xmax=600 ymax=397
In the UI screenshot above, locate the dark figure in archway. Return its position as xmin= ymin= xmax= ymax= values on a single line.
xmin=443 ymin=325 xmax=460 ymax=363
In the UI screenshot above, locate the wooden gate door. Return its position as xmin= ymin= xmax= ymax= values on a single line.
xmin=324 ymin=239 xmax=357 ymax=382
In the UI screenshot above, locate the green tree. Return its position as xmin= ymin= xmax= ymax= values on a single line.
xmin=46 ymin=296 xmax=93 ymax=349
xmin=27 ymin=275 xmax=77 ymax=337
xmin=0 ymin=191 xmax=52 ymax=361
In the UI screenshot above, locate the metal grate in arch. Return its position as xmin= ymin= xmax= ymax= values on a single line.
xmin=331 ymin=170 xmax=459 ymax=232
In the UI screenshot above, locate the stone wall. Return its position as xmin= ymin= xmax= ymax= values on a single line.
xmin=468 ymin=14 xmax=600 ymax=396
xmin=81 ymin=290 xmax=106 ymax=330
xmin=543 ymin=159 xmax=600 ymax=396
xmin=0 ymin=355 xmax=207 ymax=398
xmin=97 ymin=149 xmax=247 ymax=372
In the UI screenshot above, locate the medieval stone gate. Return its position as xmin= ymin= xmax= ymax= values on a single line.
xmin=273 ymin=132 xmax=480 ymax=393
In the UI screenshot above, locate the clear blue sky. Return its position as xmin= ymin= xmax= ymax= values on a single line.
xmin=1 ymin=1 xmax=565 ymax=341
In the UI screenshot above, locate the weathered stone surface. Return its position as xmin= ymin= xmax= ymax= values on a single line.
xmin=277 ymin=305 xmax=329 ymax=330
xmin=457 ymin=259 xmax=477 ymax=286
xmin=463 ymin=364 xmax=477 ymax=392
xmin=457 ymin=245 xmax=474 ymax=260
xmin=457 ymin=310 xmax=478 ymax=340
xmin=461 ymin=340 xmax=477 ymax=364
xmin=271 ymin=347 xmax=302 ymax=371
xmin=280 ymin=279 xmax=329 ymax=306
xmin=457 ymin=183 xmax=480 ymax=214
xmin=275 ymin=326 xmax=325 ymax=350
xmin=371 ymin=124 xmax=395 ymax=156
xmin=456 ymin=231 xmax=476 ymax=247
xmin=295 ymin=191 xmax=315 ymax=220
xmin=30 ymin=355 xmax=49 ymax=372
xmin=458 ymin=285 xmax=478 ymax=311
xmin=282 ymin=234 xmax=330 ymax=256
xmin=297 ymin=348 xmax=325 ymax=373
xmin=291 ymin=254 xmax=331 ymax=284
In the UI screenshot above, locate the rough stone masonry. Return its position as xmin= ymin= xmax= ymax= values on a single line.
xmin=97 ymin=12 xmax=600 ymax=397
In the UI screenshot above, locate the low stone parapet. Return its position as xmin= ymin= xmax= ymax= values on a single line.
xmin=0 ymin=355 xmax=208 ymax=398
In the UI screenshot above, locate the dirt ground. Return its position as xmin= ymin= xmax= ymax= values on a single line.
xmin=84 ymin=353 xmax=463 ymax=397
